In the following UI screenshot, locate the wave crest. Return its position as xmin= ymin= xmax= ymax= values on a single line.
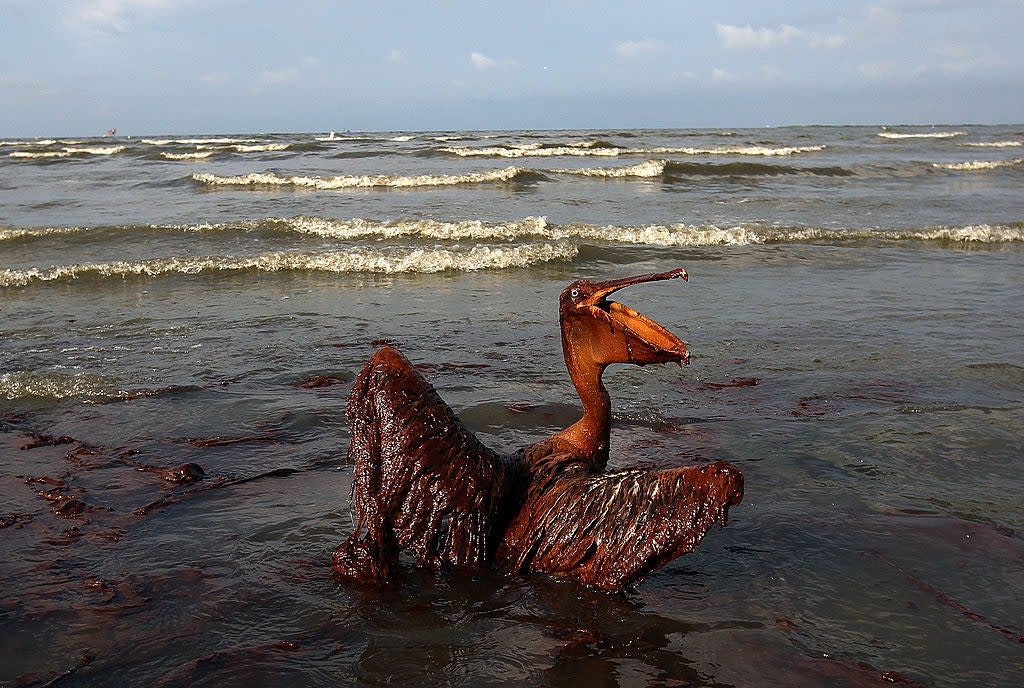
xmin=192 ymin=166 xmax=532 ymax=189
xmin=963 ymin=141 xmax=1022 ymax=148
xmin=281 ymin=216 xmax=551 ymax=240
xmin=647 ymin=145 xmax=826 ymax=156
xmin=554 ymin=160 xmax=667 ymax=178
xmin=3 ymin=219 xmax=1018 ymax=258
xmin=141 ymin=137 xmax=258 ymax=145
xmin=441 ymin=143 xmax=825 ymax=158
xmin=878 ymin=131 xmax=966 ymax=139
xmin=0 ymin=243 xmax=578 ymax=287
xmin=161 ymin=151 xmax=216 ymax=160
xmin=9 ymin=145 xmax=126 ymax=159
xmin=934 ymin=158 xmax=1022 ymax=171
xmin=1 ymin=371 xmax=120 ymax=401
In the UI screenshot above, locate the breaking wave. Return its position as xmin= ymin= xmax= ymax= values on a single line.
xmin=192 ymin=166 xmax=537 ymax=189
xmin=934 ymin=158 xmax=1023 ymax=171
xmin=0 ymin=225 xmax=87 ymax=241
xmin=1 ymin=371 xmax=121 ymax=401
xmin=4 ymin=218 xmax=1021 ymax=251
xmin=161 ymin=151 xmax=216 ymax=160
xmin=963 ymin=141 xmax=1022 ymax=148
xmin=9 ymin=146 xmax=126 ymax=159
xmin=553 ymin=159 xmax=852 ymax=178
xmin=554 ymin=160 xmax=668 ymax=177
xmin=877 ymin=131 xmax=966 ymax=139
xmin=646 ymin=145 xmax=826 ymax=156
xmin=196 ymin=143 xmax=290 ymax=153
xmin=0 ymin=243 xmax=578 ymax=287
xmin=1 ymin=139 xmax=58 ymax=147
xmin=548 ymin=222 xmax=1024 ymax=247
xmin=141 ymin=137 xmax=258 ymax=145
xmin=277 ymin=216 xmax=551 ymax=240
xmin=440 ymin=143 xmax=825 ymax=158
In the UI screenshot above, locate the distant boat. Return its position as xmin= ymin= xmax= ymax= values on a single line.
xmin=104 ymin=128 xmax=117 ymax=137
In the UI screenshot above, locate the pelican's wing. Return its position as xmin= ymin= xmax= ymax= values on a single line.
xmin=499 ymin=461 xmax=743 ymax=592
xmin=333 ymin=346 xmax=521 ymax=582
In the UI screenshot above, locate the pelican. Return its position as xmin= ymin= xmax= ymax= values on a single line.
xmin=333 ymin=268 xmax=743 ymax=591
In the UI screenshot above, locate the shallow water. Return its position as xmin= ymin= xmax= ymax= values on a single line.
xmin=2 ymin=126 xmax=1023 ymax=686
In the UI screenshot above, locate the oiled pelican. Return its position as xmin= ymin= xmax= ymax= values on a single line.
xmin=333 ymin=268 xmax=744 ymax=591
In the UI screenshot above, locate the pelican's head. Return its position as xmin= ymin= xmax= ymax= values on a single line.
xmin=559 ymin=267 xmax=690 ymax=369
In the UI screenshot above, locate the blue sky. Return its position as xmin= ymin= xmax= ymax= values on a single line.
xmin=2 ymin=1 xmax=1022 ymax=136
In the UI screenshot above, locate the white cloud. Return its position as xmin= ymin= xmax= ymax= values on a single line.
xmin=470 ymin=52 xmax=497 ymax=70
xmin=716 ymin=23 xmax=802 ymax=49
xmin=63 ymin=0 xmax=180 ymax=33
xmin=616 ymin=39 xmax=666 ymax=58
xmin=200 ymin=72 xmax=230 ymax=85
xmin=858 ymin=61 xmax=895 ymax=79
xmin=711 ymin=67 xmax=737 ymax=82
xmin=259 ymin=67 xmax=302 ymax=84
xmin=716 ymin=23 xmax=845 ymax=51
xmin=257 ymin=56 xmax=319 ymax=85
xmin=807 ymin=32 xmax=846 ymax=50
xmin=866 ymin=6 xmax=902 ymax=30
xmin=932 ymin=43 xmax=1004 ymax=75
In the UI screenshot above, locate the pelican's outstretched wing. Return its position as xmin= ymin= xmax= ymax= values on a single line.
xmin=498 ymin=461 xmax=743 ymax=592
xmin=333 ymin=346 xmax=522 ymax=583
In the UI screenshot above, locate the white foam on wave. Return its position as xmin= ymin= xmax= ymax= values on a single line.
xmin=9 ymin=150 xmax=71 ymax=159
xmin=197 ymin=143 xmax=290 ymax=153
xmin=314 ymin=133 xmax=371 ymax=142
xmin=963 ymin=140 xmax=1022 ymax=148
xmin=878 ymin=131 xmax=966 ymax=139
xmin=5 ymin=217 xmax=1017 ymax=257
xmin=646 ymin=145 xmax=826 ymax=156
xmin=554 ymin=222 xmax=807 ymax=246
xmin=442 ymin=144 xmax=824 ymax=157
xmin=161 ymin=151 xmax=216 ymax=160
xmin=283 ymin=216 xmax=550 ymax=240
xmin=1 ymin=139 xmax=58 ymax=147
xmin=66 ymin=146 xmax=126 ymax=155
xmin=389 ymin=135 xmax=416 ymax=142
xmin=141 ymin=137 xmax=258 ymax=145
xmin=0 ymin=225 xmax=85 ymax=241
xmin=888 ymin=225 xmax=1024 ymax=242
xmin=562 ymin=222 xmax=1024 ymax=246
xmin=9 ymin=145 xmax=125 ymax=159
xmin=192 ymin=166 xmax=526 ymax=189
xmin=553 ymin=159 xmax=667 ymax=178
xmin=0 ymin=243 xmax=578 ymax=287
xmin=0 ymin=371 xmax=120 ymax=400
xmin=933 ymin=158 xmax=1022 ymax=171
xmin=441 ymin=145 xmax=622 ymax=158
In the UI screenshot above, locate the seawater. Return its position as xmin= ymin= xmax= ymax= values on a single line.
xmin=1 ymin=126 xmax=1022 ymax=687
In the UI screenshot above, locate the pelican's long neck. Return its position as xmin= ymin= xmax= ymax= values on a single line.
xmin=551 ymin=324 xmax=612 ymax=466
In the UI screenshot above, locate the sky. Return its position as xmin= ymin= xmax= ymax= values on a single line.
xmin=1 ymin=0 xmax=1022 ymax=136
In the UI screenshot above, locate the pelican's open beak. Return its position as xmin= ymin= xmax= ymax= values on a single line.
xmin=560 ymin=268 xmax=690 ymax=367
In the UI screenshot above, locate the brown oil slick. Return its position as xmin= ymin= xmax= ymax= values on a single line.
xmin=333 ymin=268 xmax=744 ymax=592
xmin=300 ymin=375 xmax=346 ymax=388
xmin=874 ymin=550 xmax=1024 ymax=645
xmin=699 ymin=376 xmax=760 ymax=390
